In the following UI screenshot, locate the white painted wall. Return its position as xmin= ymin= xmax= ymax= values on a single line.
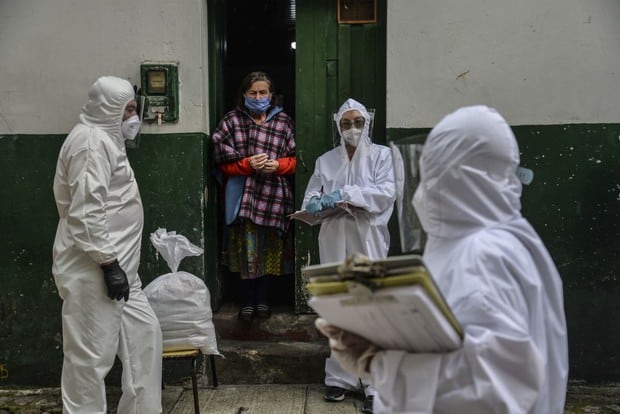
xmin=4 ymin=1 xmax=619 ymax=133
xmin=0 ymin=0 xmax=209 ymax=134
xmin=387 ymin=0 xmax=620 ymax=127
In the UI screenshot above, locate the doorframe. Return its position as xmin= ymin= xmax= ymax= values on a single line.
xmin=206 ymin=0 xmax=387 ymax=313
xmin=205 ymin=0 xmax=226 ymax=309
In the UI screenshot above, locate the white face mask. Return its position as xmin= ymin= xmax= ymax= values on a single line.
xmin=342 ymin=127 xmax=363 ymax=146
xmin=121 ymin=115 xmax=141 ymax=140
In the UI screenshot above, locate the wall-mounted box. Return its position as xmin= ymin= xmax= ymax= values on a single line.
xmin=140 ymin=62 xmax=179 ymax=124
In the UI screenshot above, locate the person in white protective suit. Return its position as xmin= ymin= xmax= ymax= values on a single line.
xmin=315 ymin=105 xmax=569 ymax=414
xmin=52 ymin=75 xmax=162 ymax=414
xmin=302 ymin=98 xmax=397 ymax=414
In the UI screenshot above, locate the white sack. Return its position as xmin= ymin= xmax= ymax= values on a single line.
xmin=144 ymin=228 xmax=221 ymax=356
xmin=144 ymin=271 xmax=220 ymax=355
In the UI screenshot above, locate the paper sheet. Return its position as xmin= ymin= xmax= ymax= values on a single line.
xmin=289 ymin=202 xmax=365 ymax=226
xmin=304 ymin=254 xmax=463 ymax=353
xmin=308 ymin=284 xmax=462 ymax=352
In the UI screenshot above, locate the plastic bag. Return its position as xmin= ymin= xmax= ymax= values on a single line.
xmin=143 ymin=228 xmax=221 ymax=356
xmin=390 ymin=141 xmax=427 ymax=253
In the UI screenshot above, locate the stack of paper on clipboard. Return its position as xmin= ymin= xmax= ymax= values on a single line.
xmin=304 ymin=254 xmax=463 ymax=353
xmin=288 ymin=202 xmax=366 ymax=226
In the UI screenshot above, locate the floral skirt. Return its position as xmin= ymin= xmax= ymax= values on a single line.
xmin=224 ymin=220 xmax=294 ymax=280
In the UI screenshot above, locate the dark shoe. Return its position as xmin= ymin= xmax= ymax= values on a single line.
xmin=238 ymin=306 xmax=255 ymax=321
xmin=361 ymin=395 xmax=374 ymax=414
xmin=255 ymin=304 xmax=271 ymax=319
xmin=324 ymin=386 xmax=346 ymax=402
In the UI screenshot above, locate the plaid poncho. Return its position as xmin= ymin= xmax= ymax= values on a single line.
xmin=212 ymin=107 xmax=296 ymax=232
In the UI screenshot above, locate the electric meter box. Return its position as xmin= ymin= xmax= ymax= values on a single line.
xmin=140 ymin=63 xmax=179 ymax=124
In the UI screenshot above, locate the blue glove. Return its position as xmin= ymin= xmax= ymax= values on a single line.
xmin=306 ymin=196 xmax=323 ymax=213
xmin=321 ymin=190 xmax=342 ymax=209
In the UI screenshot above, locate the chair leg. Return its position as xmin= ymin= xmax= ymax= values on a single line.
xmin=209 ymin=354 xmax=218 ymax=388
xmin=191 ymin=356 xmax=200 ymax=414
xmin=161 ymin=360 xmax=166 ymax=390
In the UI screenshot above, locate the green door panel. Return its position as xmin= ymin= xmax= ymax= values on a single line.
xmin=295 ymin=0 xmax=387 ymax=312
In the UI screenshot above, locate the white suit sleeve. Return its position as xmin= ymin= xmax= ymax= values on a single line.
xmin=301 ymin=159 xmax=324 ymax=209
xmin=369 ymin=256 xmax=545 ymax=413
xmin=342 ymin=148 xmax=396 ymax=214
xmin=65 ymin=147 xmax=118 ymax=264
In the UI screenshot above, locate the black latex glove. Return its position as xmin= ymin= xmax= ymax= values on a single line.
xmin=100 ymin=259 xmax=130 ymax=301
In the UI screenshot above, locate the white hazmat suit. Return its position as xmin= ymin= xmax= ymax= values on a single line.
xmin=302 ymin=98 xmax=397 ymax=399
xmin=302 ymin=98 xmax=396 ymax=263
xmin=52 ymin=76 xmax=163 ymax=414
xmin=364 ymin=105 xmax=568 ymax=413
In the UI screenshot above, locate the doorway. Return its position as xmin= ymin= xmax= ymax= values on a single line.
xmin=223 ymin=1 xmax=296 ymax=118
xmin=207 ymin=0 xmax=386 ymax=313
xmin=210 ymin=0 xmax=297 ymax=310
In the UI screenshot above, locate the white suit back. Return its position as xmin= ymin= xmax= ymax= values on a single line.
xmin=370 ymin=105 xmax=569 ymax=414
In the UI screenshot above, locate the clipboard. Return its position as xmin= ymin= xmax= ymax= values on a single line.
xmin=304 ymin=254 xmax=463 ymax=353
xmin=289 ymin=201 xmax=366 ymax=226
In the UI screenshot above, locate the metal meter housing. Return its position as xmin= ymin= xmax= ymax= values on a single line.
xmin=140 ymin=63 xmax=179 ymax=124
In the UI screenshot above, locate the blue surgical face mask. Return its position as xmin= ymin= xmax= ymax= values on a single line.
xmin=244 ymin=96 xmax=271 ymax=114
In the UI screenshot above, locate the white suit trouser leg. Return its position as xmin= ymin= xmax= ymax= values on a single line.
xmin=116 ymin=280 xmax=163 ymax=414
xmin=59 ymin=271 xmax=162 ymax=414
xmin=325 ymin=354 xmax=376 ymax=397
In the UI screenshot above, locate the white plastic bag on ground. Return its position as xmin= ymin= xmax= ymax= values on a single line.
xmin=144 ymin=228 xmax=221 ymax=356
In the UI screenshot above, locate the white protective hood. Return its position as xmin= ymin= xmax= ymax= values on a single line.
xmin=335 ymin=98 xmax=373 ymax=147
xmin=413 ymin=105 xmax=522 ymax=239
xmin=79 ymin=76 xmax=135 ymax=143
xmin=369 ymin=106 xmax=568 ymax=414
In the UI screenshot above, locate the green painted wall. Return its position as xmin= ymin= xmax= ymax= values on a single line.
xmin=387 ymin=124 xmax=620 ymax=382
xmin=0 ymin=133 xmax=212 ymax=385
xmin=1 ymin=124 xmax=619 ymax=384
xmin=515 ymin=124 xmax=619 ymax=382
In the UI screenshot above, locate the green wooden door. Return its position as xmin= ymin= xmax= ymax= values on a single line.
xmin=294 ymin=0 xmax=387 ymax=312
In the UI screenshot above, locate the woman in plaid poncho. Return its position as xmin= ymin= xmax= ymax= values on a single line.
xmin=212 ymin=71 xmax=296 ymax=321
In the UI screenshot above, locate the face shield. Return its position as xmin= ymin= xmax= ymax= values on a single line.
xmin=331 ymin=107 xmax=375 ymax=148
xmin=125 ymin=95 xmax=146 ymax=149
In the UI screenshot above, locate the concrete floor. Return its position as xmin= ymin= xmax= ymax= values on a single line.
xmin=2 ymin=382 xmax=620 ymax=413
xmin=168 ymin=383 xmax=620 ymax=414
xmin=0 ymin=384 xmax=368 ymax=414
xmin=165 ymin=384 xmax=367 ymax=414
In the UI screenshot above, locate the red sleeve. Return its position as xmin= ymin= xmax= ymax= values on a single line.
xmin=275 ymin=156 xmax=296 ymax=175
xmin=217 ymin=157 xmax=254 ymax=176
